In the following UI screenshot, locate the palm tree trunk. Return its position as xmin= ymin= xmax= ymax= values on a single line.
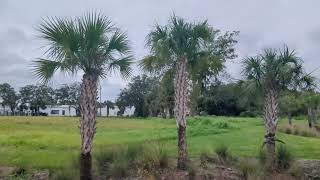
xmin=174 ymin=59 xmax=188 ymax=170
xmin=79 ymin=74 xmax=98 ymax=180
xmin=263 ymin=89 xmax=278 ymax=171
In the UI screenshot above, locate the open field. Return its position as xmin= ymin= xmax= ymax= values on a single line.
xmin=0 ymin=116 xmax=319 ymax=171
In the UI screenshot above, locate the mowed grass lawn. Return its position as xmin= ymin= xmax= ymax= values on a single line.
xmin=0 ymin=116 xmax=319 ymax=170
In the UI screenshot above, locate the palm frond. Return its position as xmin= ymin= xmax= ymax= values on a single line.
xmin=36 ymin=12 xmax=133 ymax=81
xmin=106 ymin=29 xmax=131 ymax=55
xmin=107 ymin=56 xmax=133 ymax=79
xmin=242 ymin=56 xmax=263 ymax=86
xmin=32 ymin=59 xmax=64 ymax=83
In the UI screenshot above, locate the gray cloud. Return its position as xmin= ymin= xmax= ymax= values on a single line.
xmin=1 ymin=0 xmax=320 ymax=99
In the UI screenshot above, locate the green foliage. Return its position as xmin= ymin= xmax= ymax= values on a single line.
xmin=279 ymin=93 xmax=302 ymax=116
xmin=257 ymin=148 xmax=266 ymax=165
xmin=242 ymin=46 xmax=308 ymax=92
xmin=0 ymin=83 xmax=18 ymax=114
xmin=239 ymin=111 xmax=259 ymax=117
xmin=278 ymin=124 xmax=319 ymax=138
xmin=215 ymin=144 xmax=229 ymax=161
xmin=108 ymin=156 xmax=129 ymax=178
xmin=276 ymin=145 xmax=293 ymax=170
xmin=238 ymin=159 xmax=257 ymax=180
xmin=19 ymin=85 xmax=55 ymax=114
xmin=139 ymin=142 xmax=169 ymax=170
xmin=116 ymin=75 xmax=158 ymax=117
xmin=1 ymin=116 xmax=320 ymax=171
xmin=55 ymin=83 xmax=81 ymax=115
xmin=33 ymin=12 xmax=133 ymax=82
xmin=141 ymin=14 xmax=238 ymax=117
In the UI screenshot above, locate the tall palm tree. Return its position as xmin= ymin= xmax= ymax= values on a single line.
xmin=141 ymin=15 xmax=214 ymax=170
xmin=33 ymin=12 xmax=132 ymax=179
xmin=242 ymin=46 xmax=307 ymax=170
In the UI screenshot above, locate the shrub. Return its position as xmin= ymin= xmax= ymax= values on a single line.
xmin=108 ymin=156 xmax=129 ymax=178
xmin=95 ymin=145 xmax=137 ymax=178
xmin=276 ymin=145 xmax=293 ymax=170
xmin=52 ymin=155 xmax=79 ymax=180
xmin=215 ymin=122 xmax=230 ymax=129
xmin=199 ymin=150 xmax=211 ymax=168
xmin=257 ymin=148 xmax=266 ymax=165
xmin=284 ymin=127 xmax=292 ymax=134
xmin=126 ymin=143 xmax=143 ymax=161
xmin=239 ymin=111 xmax=259 ymax=117
xmin=279 ymin=124 xmax=319 ymax=138
xmin=95 ymin=147 xmax=117 ymax=169
xmin=8 ymin=169 xmax=30 ymax=180
xmin=215 ymin=144 xmax=229 ymax=162
xmin=238 ymin=159 xmax=256 ymax=180
xmin=200 ymin=119 xmax=213 ymax=126
xmin=293 ymin=128 xmax=299 ymax=135
xmin=139 ymin=142 xmax=169 ymax=170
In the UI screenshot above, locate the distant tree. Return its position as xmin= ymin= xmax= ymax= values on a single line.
xmin=116 ymin=75 xmax=157 ymax=117
xmin=158 ymin=71 xmax=175 ymax=118
xmin=302 ymin=92 xmax=320 ymax=128
xmin=237 ymin=80 xmax=263 ymax=116
xmin=104 ymin=100 xmax=115 ymax=117
xmin=55 ymin=83 xmax=81 ymax=116
xmin=32 ymin=12 xmax=133 ymax=179
xmin=189 ymin=31 xmax=238 ymax=115
xmin=141 ymin=15 xmax=218 ymax=170
xmin=115 ymin=91 xmax=129 ymax=116
xmin=242 ymin=46 xmax=308 ymax=170
xmin=19 ymin=85 xmax=54 ymax=115
xmin=201 ymin=83 xmax=243 ymax=116
xmin=279 ymin=93 xmax=302 ymax=125
xmin=0 ymin=83 xmax=18 ymax=115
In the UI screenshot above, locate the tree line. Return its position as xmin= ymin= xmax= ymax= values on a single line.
xmin=0 ymin=83 xmax=81 ymax=115
xmin=1 ymin=12 xmax=316 ymax=179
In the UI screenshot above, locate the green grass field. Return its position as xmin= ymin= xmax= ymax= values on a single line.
xmin=0 ymin=116 xmax=319 ymax=170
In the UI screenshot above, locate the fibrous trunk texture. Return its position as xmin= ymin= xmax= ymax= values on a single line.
xmin=80 ymin=74 xmax=98 ymax=180
xmin=263 ymin=89 xmax=278 ymax=171
xmin=174 ymin=59 xmax=188 ymax=170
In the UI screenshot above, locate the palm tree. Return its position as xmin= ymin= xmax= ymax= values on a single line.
xmin=105 ymin=100 xmax=115 ymax=117
xmin=242 ymin=46 xmax=307 ymax=170
xmin=33 ymin=12 xmax=132 ymax=179
xmin=141 ymin=15 xmax=214 ymax=170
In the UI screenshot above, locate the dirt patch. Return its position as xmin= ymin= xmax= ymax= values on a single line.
xmin=298 ymin=160 xmax=320 ymax=179
xmin=131 ymin=164 xmax=242 ymax=180
xmin=0 ymin=166 xmax=18 ymax=178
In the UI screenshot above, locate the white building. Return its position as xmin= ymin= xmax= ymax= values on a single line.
xmin=40 ymin=105 xmax=77 ymax=116
xmin=40 ymin=105 xmax=135 ymax=117
xmin=97 ymin=106 xmax=135 ymax=117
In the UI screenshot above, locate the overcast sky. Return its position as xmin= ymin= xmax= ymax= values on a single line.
xmin=1 ymin=0 xmax=320 ymax=100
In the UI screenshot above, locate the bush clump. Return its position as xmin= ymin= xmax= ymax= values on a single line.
xmin=139 ymin=142 xmax=169 ymax=170
xmin=257 ymin=148 xmax=266 ymax=165
xmin=276 ymin=145 xmax=293 ymax=170
xmin=215 ymin=144 xmax=230 ymax=163
xmin=279 ymin=124 xmax=319 ymax=138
